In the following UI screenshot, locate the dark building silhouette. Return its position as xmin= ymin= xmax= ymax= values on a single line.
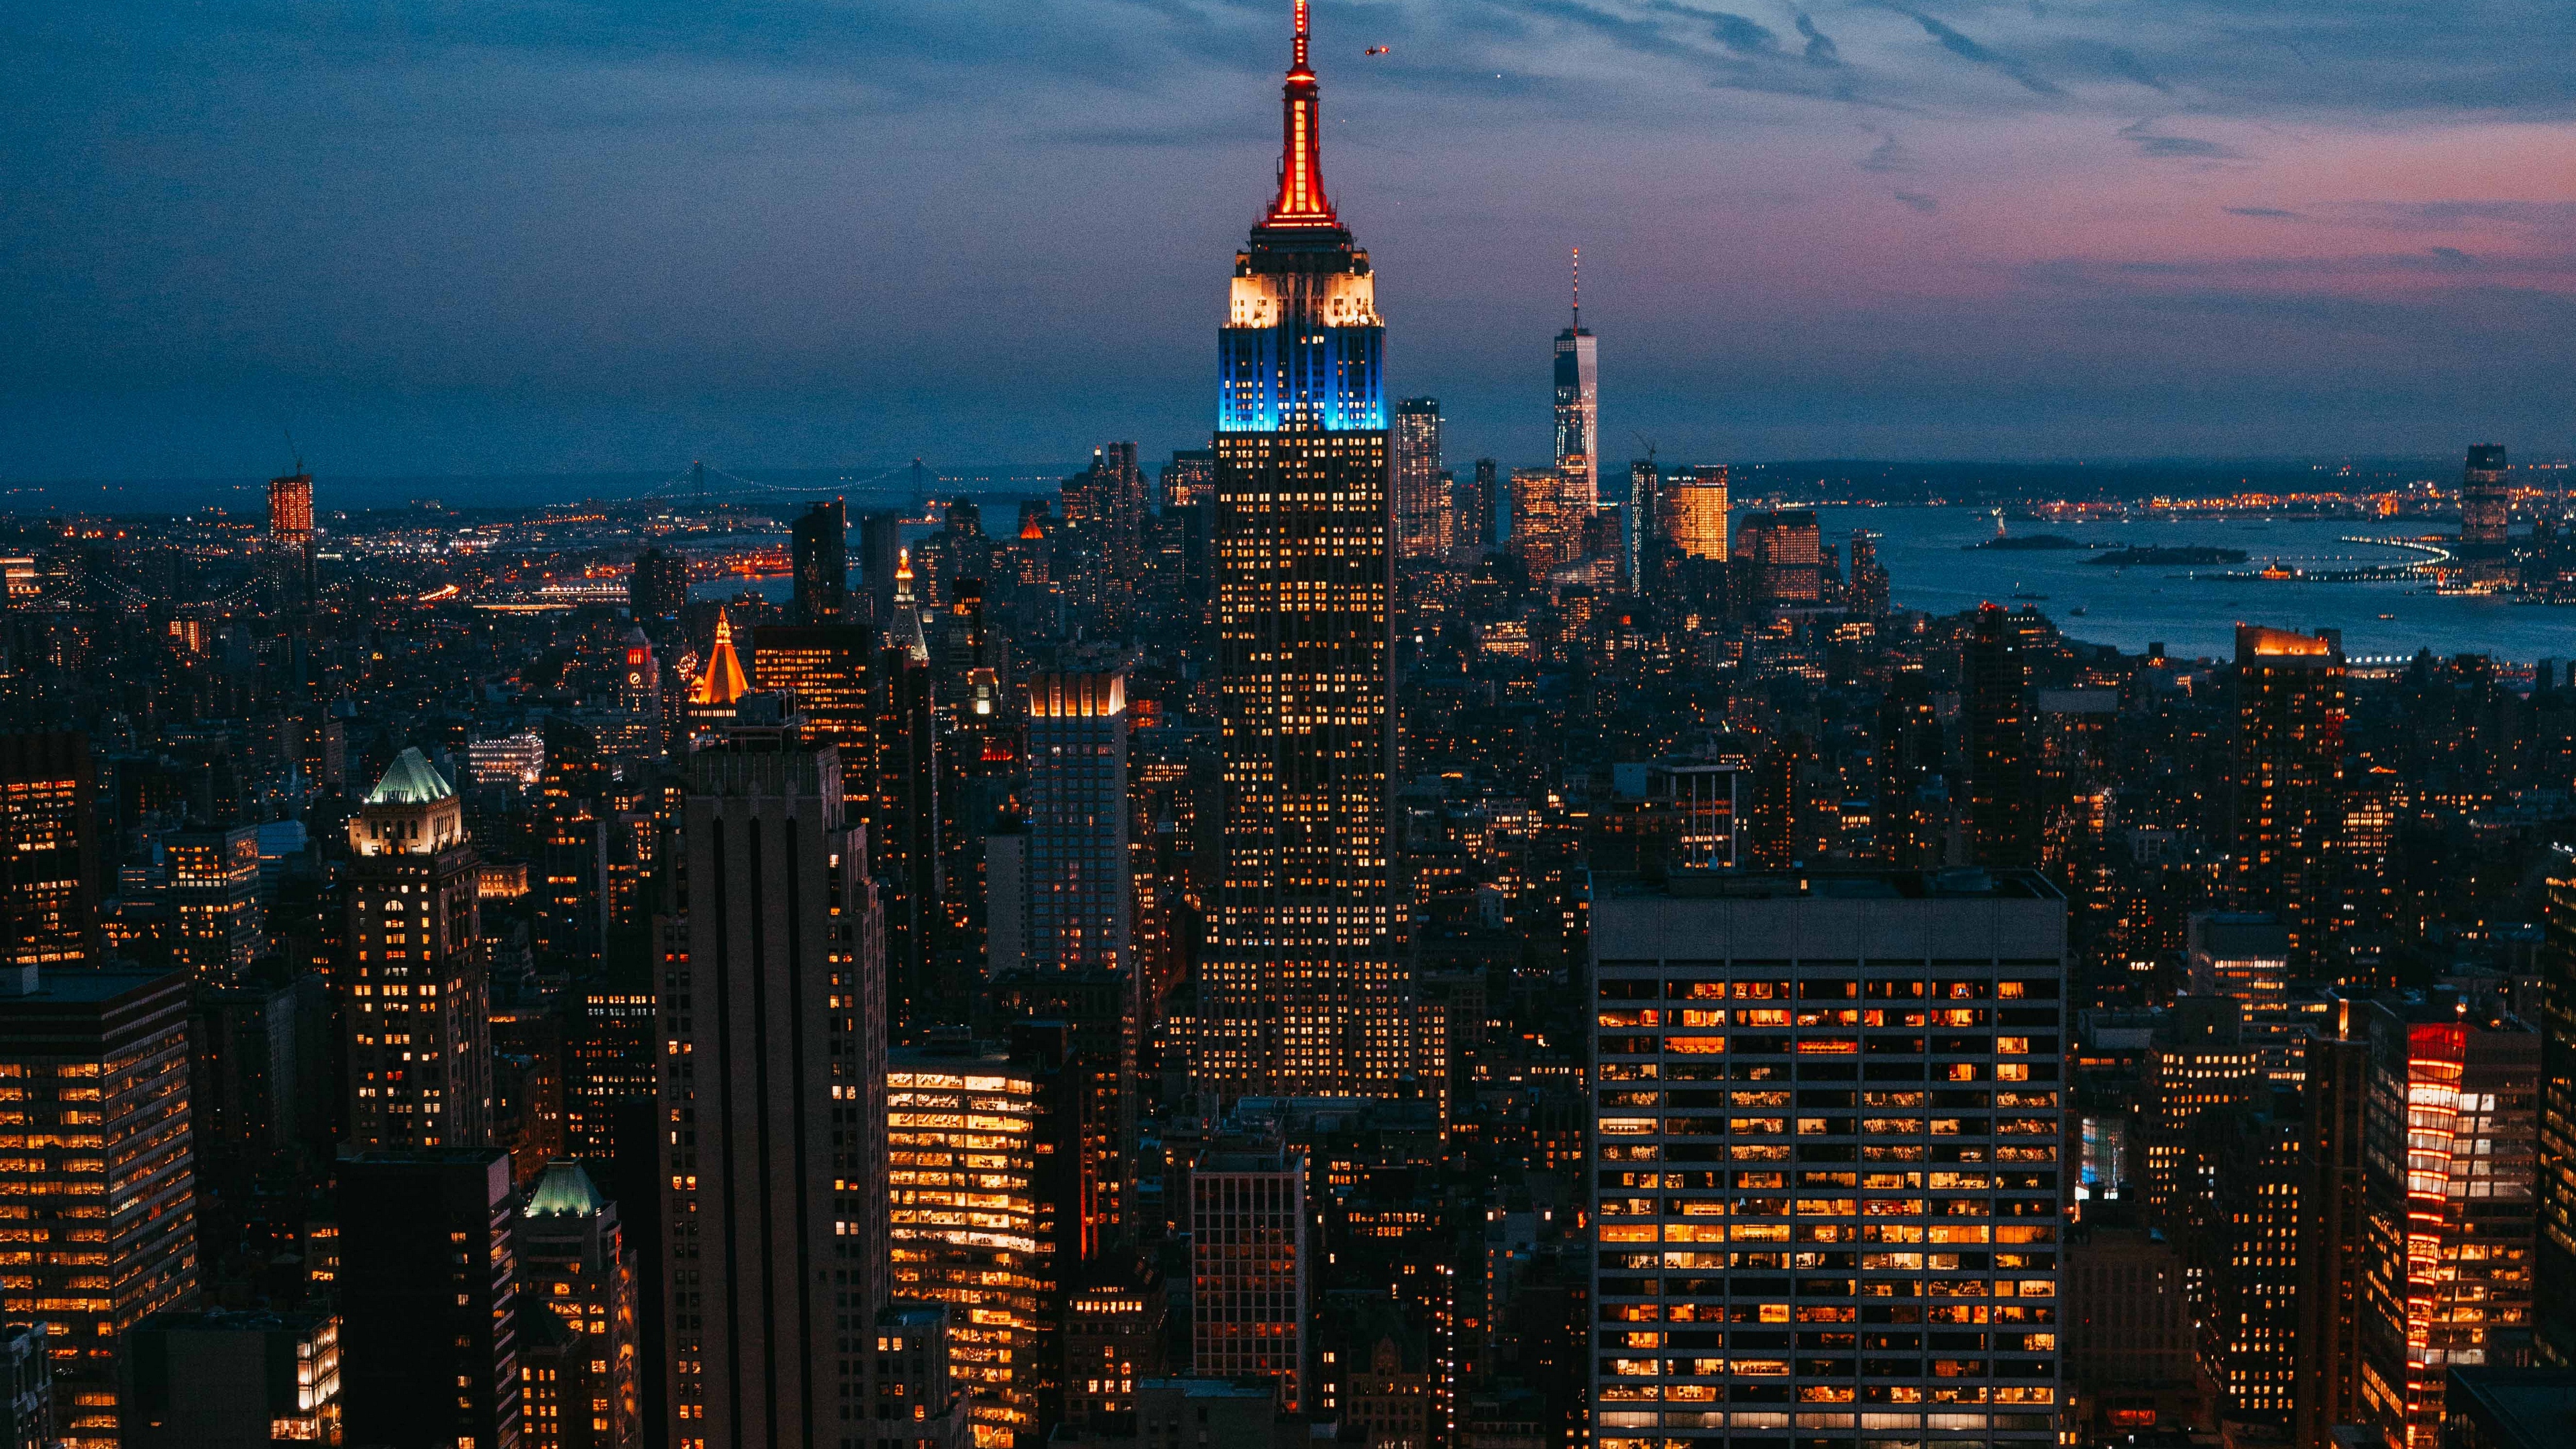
xmin=1966 ymin=602 xmax=2037 ymax=868
xmin=2231 ymin=625 xmax=2345 ymax=966
xmin=339 ymin=1150 xmax=522 ymax=1449
xmin=790 ymin=498 xmax=849 ymax=625
xmin=2463 ymin=443 xmax=2510 ymax=549
xmin=0 ymin=732 xmax=98 ymax=969
xmin=628 ymin=544 xmax=689 ymax=623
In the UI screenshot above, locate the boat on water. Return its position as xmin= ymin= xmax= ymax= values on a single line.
xmin=2070 ymin=605 xmax=2088 ymax=616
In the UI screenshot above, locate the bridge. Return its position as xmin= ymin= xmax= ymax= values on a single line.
xmin=2205 ymin=535 xmax=2454 ymax=583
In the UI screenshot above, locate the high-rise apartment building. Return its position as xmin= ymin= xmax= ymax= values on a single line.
xmin=659 ymin=710 xmax=887 ymax=1448
xmin=885 ymin=1051 xmax=1063 ymax=1447
xmin=1662 ymin=465 xmax=1729 ymax=561
xmin=1023 ymin=672 xmax=1130 ymax=975
xmin=517 ymin=1161 xmax=639 ymax=1449
xmin=1192 ymin=1148 xmax=1311 ymax=1410
xmin=2355 ymin=1000 xmax=2539 ymax=1449
xmin=1847 ymin=529 xmax=1889 ymax=618
xmin=792 ymin=499 xmax=851 ymax=625
xmin=0 ymin=966 xmax=197 ymax=1448
xmin=860 ymin=509 xmax=906 ymax=625
xmin=1199 ymin=3 xmax=1413 ymax=1100
xmin=268 ymin=466 xmax=316 ymax=606
xmin=1063 ymin=1267 xmax=1167 ymax=1429
xmin=1393 ymin=397 xmax=1447 ymax=559
xmin=1472 ymin=459 xmax=1499 ymax=548
xmin=1589 ymin=870 xmax=2069 ymax=1449
xmin=0 ymin=732 xmax=99 ymax=969
xmin=566 ymin=982 xmax=655 ymax=1159
xmin=339 ymin=1149 xmax=524 ymax=1449
xmin=1552 ymin=251 xmax=1599 ymax=509
xmin=2462 ymin=443 xmax=2510 ymax=549
xmin=345 ymin=747 xmax=491 ymax=1150
xmin=1966 ymin=604 xmax=2036 ymax=869
xmin=2140 ymin=998 xmax=2259 ymax=1225
xmin=2232 ymin=624 xmax=2345 ymax=967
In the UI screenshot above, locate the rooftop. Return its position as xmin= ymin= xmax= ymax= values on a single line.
xmin=366 ymin=747 xmax=455 ymax=805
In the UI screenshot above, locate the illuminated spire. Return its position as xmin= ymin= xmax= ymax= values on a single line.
xmin=1264 ymin=0 xmax=1336 ymax=227
xmin=689 ymin=607 xmax=747 ymax=705
xmin=894 ymin=545 xmax=916 ymax=608
xmin=1572 ymin=247 xmax=1581 ymax=329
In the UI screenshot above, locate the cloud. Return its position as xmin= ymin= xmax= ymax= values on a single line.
xmin=1858 ymin=133 xmax=1919 ymax=172
xmin=1883 ymin=5 xmax=2063 ymax=97
xmin=1893 ymin=191 xmax=1941 ymax=213
xmin=2098 ymin=47 xmax=2174 ymax=94
xmin=1792 ymin=12 xmax=1841 ymax=67
xmin=2332 ymin=201 xmax=2576 ymax=232
xmin=2225 ymin=207 xmax=2302 ymax=219
xmin=2121 ymin=120 xmax=2244 ymax=160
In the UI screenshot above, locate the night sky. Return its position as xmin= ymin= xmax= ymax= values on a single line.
xmin=8 ymin=1 xmax=2575 ymax=486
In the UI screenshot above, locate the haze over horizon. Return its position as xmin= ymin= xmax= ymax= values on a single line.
xmin=9 ymin=1 xmax=2576 ymax=489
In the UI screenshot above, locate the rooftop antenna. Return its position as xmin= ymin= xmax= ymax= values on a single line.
xmin=282 ymin=425 xmax=304 ymax=476
xmin=1571 ymin=247 xmax=1581 ymax=330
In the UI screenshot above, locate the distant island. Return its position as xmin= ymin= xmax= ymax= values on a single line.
xmin=1966 ymin=534 xmax=2091 ymax=551
xmin=2086 ymin=545 xmax=2249 ymax=567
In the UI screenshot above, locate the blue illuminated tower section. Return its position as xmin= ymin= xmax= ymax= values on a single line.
xmin=1199 ymin=1 xmax=1414 ymax=1101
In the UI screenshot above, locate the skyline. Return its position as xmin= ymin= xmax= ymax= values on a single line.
xmin=8 ymin=2 xmax=2576 ymax=484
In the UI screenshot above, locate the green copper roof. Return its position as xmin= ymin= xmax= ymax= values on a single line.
xmin=366 ymin=747 xmax=455 ymax=805
xmin=523 ymin=1160 xmax=606 ymax=1218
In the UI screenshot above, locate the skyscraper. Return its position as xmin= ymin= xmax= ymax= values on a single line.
xmin=1022 ymin=672 xmax=1130 ymax=975
xmin=2542 ymin=865 xmax=2576 ymax=1365
xmin=1472 ymin=458 xmax=1498 ymax=547
xmin=2355 ymin=1001 xmax=2538 ymax=1449
xmin=1161 ymin=448 xmax=1216 ymax=511
xmin=1967 ymin=602 xmax=2037 ymax=869
xmin=860 ymin=509 xmax=906 ymax=626
xmin=0 ymin=966 xmax=198 ymax=1446
xmin=267 ymin=466 xmax=315 ymax=607
xmin=1393 ymin=397 xmax=1446 ymax=559
xmin=164 ymin=824 xmax=262 ymax=980
xmin=0 ymin=732 xmax=98 ymax=969
xmin=1552 ymin=249 xmax=1599 ymax=509
xmin=1731 ymin=506 xmax=1822 ymax=610
xmin=345 ymin=747 xmax=491 ymax=1151
xmin=1509 ymin=468 xmax=1577 ymax=580
xmin=517 ymin=1161 xmax=640 ymax=1449
xmin=792 ymin=498 xmax=850 ymax=625
xmin=339 ymin=1150 xmax=523 ymax=1449
xmin=2462 ymin=443 xmax=2510 ymax=549
xmin=1199 ymin=1 xmax=1412 ymax=1099
xmin=659 ymin=706 xmax=887 ymax=1448
xmin=1191 ymin=1148 xmax=1311 ymax=1410
xmin=1588 ymin=870 xmax=2069 ymax=1446
xmin=1626 ymin=457 xmax=1658 ymax=582
xmin=2232 ymin=624 xmax=2345 ymax=966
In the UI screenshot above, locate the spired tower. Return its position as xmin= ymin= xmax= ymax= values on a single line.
xmin=1199 ymin=1 xmax=1413 ymax=1099
xmin=1552 ymin=249 xmax=1599 ymax=509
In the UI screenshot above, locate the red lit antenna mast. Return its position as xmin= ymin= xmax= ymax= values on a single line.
xmin=1265 ymin=0 xmax=1337 ymax=226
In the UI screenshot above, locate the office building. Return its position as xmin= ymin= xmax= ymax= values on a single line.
xmin=1730 ymin=507 xmax=1821 ymax=609
xmin=2232 ymin=624 xmax=2345 ymax=966
xmin=1626 ymin=458 xmax=1661 ymax=581
xmin=2140 ymin=998 xmax=2259 ymax=1226
xmin=0 ymin=732 xmax=99 ymax=969
xmin=1509 ymin=468 xmax=1578 ymax=580
xmin=1472 ymin=458 xmax=1498 ymax=548
xmin=885 ymin=1050 xmax=1065 ymax=1446
xmin=2295 ymin=1018 xmax=2371 ymax=1448
xmin=1966 ymin=603 xmax=2036 ymax=869
xmin=2063 ymin=1226 xmax=2193 ymax=1437
xmin=1192 ymin=1148 xmax=1311 ymax=1411
xmin=164 ymin=823 xmax=262 ymax=980
xmin=793 ymin=498 xmax=851 ymax=625
xmin=345 ymin=747 xmax=491 ymax=1150
xmin=861 ymin=1305 xmax=971 ymax=1449
xmin=1394 ymin=397 xmax=1447 ymax=559
xmin=2190 ymin=1091 xmax=2304 ymax=1427
xmin=1662 ymin=465 xmax=1729 ymax=561
xmin=268 ymin=466 xmax=316 ymax=606
xmin=2356 ymin=1000 xmax=2539 ymax=1449
xmin=2186 ymin=912 xmax=2292 ymax=1011
xmin=517 ymin=1161 xmax=639 ymax=1449
xmin=1023 ymin=672 xmax=1130 ymax=975
xmin=0 ymin=966 xmax=197 ymax=1447
xmin=2463 ymin=443 xmax=2510 ymax=549
xmin=1589 ymin=870 xmax=2068 ymax=1449
xmin=1198 ymin=2 xmax=1413 ymax=1100
xmin=1846 ymin=529 xmax=1888 ymax=618
xmin=1063 ymin=1267 xmax=1167 ymax=1428
xmin=628 ymin=544 xmax=689 ymax=623
xmin=682 ymin=608 xmax=749 ymax=737
xmin=470 ymin=730 xmax=547 ymax=790
xmin=339 ymin=1149 xmax=524 ymax=1449
xmin=566 ymin=981 xmax=655 ymax=1159
xmin=659 ymin=709 xmax=887 ymax=1448
xmin=119 ymin=1307 xmax=341 ymax=1448
xmin=1552 ymin=250 xmax=1599 ymax=508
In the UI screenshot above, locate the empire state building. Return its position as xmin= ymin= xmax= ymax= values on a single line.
xmin=1198 ymin=1 xmax=1419 ymax=1100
